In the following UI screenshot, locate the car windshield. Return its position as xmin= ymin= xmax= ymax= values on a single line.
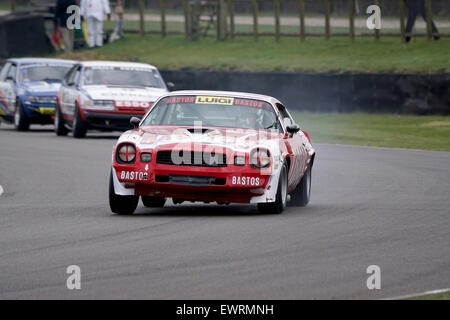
xmin=82 ymin=66 xmax=165 ymax=88
xmin=141 ymin=95 xmax=282 ymax=131
xmin=19 ymin=64 xmax=72 ymax=83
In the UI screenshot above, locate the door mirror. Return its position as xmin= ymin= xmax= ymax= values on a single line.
xmin=130 ymin=116 xmax=141 ymax=128
xmin=166 ymin=82 xmax=175 ymax=90
xmin=286 ymin=124 xmax=300 ymax=135
xmin=66 ymin=81 xmax=75 ymax=87
xmin=5 ymin=76 xmax=14 ymax=82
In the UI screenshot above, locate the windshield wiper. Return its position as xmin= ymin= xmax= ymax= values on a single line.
xmin=42 ymin=78 xmax=61 ymax=82
xmin=106 ymin=84 xmax=158 ymax=89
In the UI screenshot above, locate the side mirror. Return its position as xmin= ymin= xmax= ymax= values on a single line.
xmin=5 ymin=76 xmax=14 ymax=82
xmin=166 ymin=82 xmax=175 ymax=90
xmin=67 ymin=81 xmax=75 ymax=87
xmin=286 ymin=124 xmax=300 ymax=135
xmin=130 ymin=116 xmax=141 ymax=128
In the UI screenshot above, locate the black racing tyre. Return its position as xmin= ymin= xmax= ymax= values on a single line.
xmin=141 ymin=196 xmax=166 ymax=208
xmin=288 ymin=164 xmax=312 ymax=207
xmin=257 ymin=162 xmax=288 ymax=214
xmin=109 ymin=172 xmax=139 ymax=215
xmin=72 ymin=104 xmax=87 ymax=138
xmin=54 ymin=104 xmax=68 ymax=136
xmin=14 ymin=99 xmax=30 ymax=131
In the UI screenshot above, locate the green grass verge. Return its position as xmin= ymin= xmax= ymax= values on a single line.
xmin=407 ymin=291 xmax=450 ymax=300
xmin=55 ymin=33 xmax=449 ymax=73
xmin=291 ymin=112 xmax=450 ymax=151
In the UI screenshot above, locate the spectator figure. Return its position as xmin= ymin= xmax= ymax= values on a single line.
xmin=55 ymin=0 xmax=78 ymax=52
xmin=405 ymin=0 xmax=440 ymax=42
xmin=109 ymin=0 xmax=125 ymax=43
xmin=80 ymin=0 xmax=111 ymax=48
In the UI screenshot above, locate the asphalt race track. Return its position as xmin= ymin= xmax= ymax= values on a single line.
xmin=0 ymin=124 xmax=449 ymax=299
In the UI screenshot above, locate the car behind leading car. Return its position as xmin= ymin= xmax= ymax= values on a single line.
xmin=56 ymin=61 xmax=170 ymax=138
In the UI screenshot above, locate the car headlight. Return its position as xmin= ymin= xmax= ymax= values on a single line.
xmin=81 ymin=95 xmax=114 ymax=111
xmin=250 ymin=148 xmax=271 ymax=169
xmin=116 ymin=143 xmax=136 ymax=164
xmin=26 ymin=96 xmax=57 ymax=104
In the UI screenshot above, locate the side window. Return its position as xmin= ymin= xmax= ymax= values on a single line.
xmin=66 ymin=65 xmax=81 ymax=86
xmin=5 ymin=64 xmax=17 ymax=81
xmin=72 ymin=67 xmax=81 ymax=86
xmin=0 ymin=62 xmax=12 ymax=81
xmin=64 ymin=66 xmax=76 ymax=85
xmin=276 ymin=103 xmax=293 ymax=127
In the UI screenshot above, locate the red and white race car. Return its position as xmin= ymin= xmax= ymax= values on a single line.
xmin=56 ymin=61 xmax=170 ymax=138
xmin=109 ymin=91 xmax=315 ymax=215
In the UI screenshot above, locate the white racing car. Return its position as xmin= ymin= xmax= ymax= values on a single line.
xmin=55 ymin=61 xmax=172 ymax=138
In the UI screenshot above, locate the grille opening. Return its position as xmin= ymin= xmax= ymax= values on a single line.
xmin=156 ymin=151 xmax=227 ymax=167
xmin=155 ymin=175 xmax=226 ymax=186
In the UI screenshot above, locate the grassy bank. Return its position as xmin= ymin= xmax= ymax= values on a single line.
xmin=56 ymin=34 xmax=450 ymax=73
xmin=292 ymin=112 xmax=450 ymax=151
xmin=407 ymin=291 xmax=450 ymax=300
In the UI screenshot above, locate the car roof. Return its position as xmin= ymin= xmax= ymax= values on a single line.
xmin=164 ymin=90 xmax=282 ymax=105
xmin=7 ymin=58 xmax=77 ymax=65
xmin=78 ymin=60 xmax=158 ymax=69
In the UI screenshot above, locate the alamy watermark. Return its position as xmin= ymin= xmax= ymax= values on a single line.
xmin=366 ymin=5 xmax=382 ymax=30
xmin=66 ymin=5 xmax=81 ymax=30
xmin=66 ymin=265 xmax=81 ymax=290
xmin=366 ymin=265 xmax=381 ymax=290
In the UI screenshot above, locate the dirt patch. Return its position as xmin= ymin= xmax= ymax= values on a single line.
xmin=422 ymin=121 xmax=450 ymax=127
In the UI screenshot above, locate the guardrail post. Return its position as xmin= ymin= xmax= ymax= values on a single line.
xmin=299 ymin=0 xmax=305 ymax=42
xmin=349 ymin=0 xmax=355 ymax=40
xmin=274 ymin=0 xmax=281 ymax=42
xmin=324 ymin=0 xmax=330 ymax=40
xmin=399 ymin=0 xmax=406 ymax=42
xmin=217 ymin=0 xmax=228 ymax=40
xmin=160 ymin=0 xmax=166 ymax=37
xmin=139 ymin=0 xmax=145 ymax=37
xmin=228 ymin=0 xmax=235 ymax=39
xmin=425 ymin=0 xmax=433 ymax=41
xmin=252 ymin=0 xmax=259 ymax=41
xmin=183 ymin=0 xmax=190 ymax=39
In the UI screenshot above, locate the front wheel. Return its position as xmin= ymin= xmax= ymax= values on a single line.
xmin=54 ymin=104 xmax=68 ymax=136
xmin=14 ymin=100 xmax=29 ymax=131
xmin=258 ymin=162 xmax=288 ymax=214
xmin=109 ymin=172 xmax=139 ymax=215
xmin=142 ymin=196 xmax=166 ymax=208
xmin=72 ymin=104 xmax=87 ymax=138
xmin=288 ymin=164 xmax=312 ymax=207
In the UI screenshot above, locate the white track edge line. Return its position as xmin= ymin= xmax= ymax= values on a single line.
xmin=382 ymin=287 xmax=450 ymax=300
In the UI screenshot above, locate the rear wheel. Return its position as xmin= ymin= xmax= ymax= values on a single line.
xmin=288 ymin=165 xmax=312 ymax=207
xmin=54 ymin=104 xmax=68 ymax=136
xmin=257 ymin=162 xmax=288 ymax=214
xmin=141 ymin=196 xmax=166 ymax=208
xmin=109 ymin=172 xmax=139 ymax=215
xmin=72 ymin=104 xmax=87 ymax=138
xmin=14 ymin=100 xmax=29 ymax=131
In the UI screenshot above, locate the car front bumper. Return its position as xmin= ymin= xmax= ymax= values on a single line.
xmin=84 ymin=111 xmax=145 ymax=131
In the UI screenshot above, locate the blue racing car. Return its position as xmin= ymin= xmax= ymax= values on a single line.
xmin=0 ymin=58 xmax=76 ymax=131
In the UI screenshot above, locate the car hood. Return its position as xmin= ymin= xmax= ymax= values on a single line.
xmin=119 ymin=126 xmax=284 ymax=153
xmin=20 ymin=81 xmax=61 ymax=95
xmin=83 ymin=85 xmax=167 ymax=102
